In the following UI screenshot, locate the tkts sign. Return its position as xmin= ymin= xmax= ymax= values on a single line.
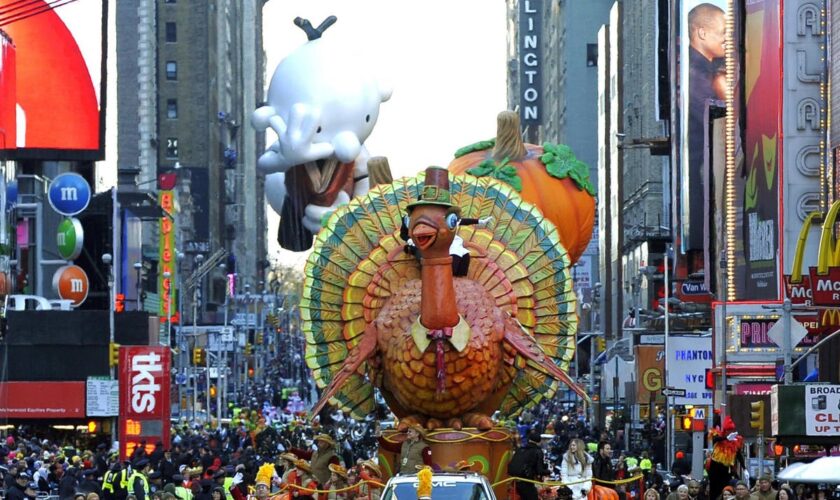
xmin=119 ymin=346 xmax=170 ymax=460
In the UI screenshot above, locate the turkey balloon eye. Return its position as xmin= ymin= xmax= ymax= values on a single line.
xmin=446 ymin=213 xmax=459 ymax=229
xmin=316 ymin=126 xmax=322 ymax=134
xmin=365 ymin=114 xmax=371 ymax=123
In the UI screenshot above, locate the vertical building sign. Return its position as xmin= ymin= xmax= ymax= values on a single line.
xmin=519 ymin=0 xmax=542 ymax=127
xmin=158 ymin=191 xmax=177 ymax=344
xmin=119 ymin=346 xmax=171 ymax=460
xmin=782 ymin=0 xmax=827 ymax=297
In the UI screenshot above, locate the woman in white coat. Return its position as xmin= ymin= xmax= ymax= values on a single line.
xmin=561 ymin=438 xmax=593 ymax=500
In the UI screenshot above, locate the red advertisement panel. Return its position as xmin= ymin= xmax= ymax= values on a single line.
xmin=734 ymin=383 xmax=773 ymax=395
xmin=0 ymin=0 xmax=105 ymax=159
xmin=0 ymin=381 xmax=85 ymax=418
xmin=738 ymin=0 xmax=781 ymax=299
xmin=119 ymin=346 xmax=170 ymax=460
xmin=0 ymin=31 xmax=15 ymax=150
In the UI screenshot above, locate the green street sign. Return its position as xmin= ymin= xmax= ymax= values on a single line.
xmin=57 ymin=217 xmax=83 ymax=260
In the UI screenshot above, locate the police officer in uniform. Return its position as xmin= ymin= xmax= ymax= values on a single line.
xmin=130 ymin=459 xmax=152 ymax=500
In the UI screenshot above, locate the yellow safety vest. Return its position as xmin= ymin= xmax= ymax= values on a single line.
xmin=175 ymin=485 xmax=193 ymax=500
xmin=130 ymin=472 xmax=150 ymax=495
xmin=102 ymin=471 xmax=116 ymax=493
xmin=119 ymin=469 xmax=131 ymax=489
xmin=222 ymin=477 xmax=234 ymax=500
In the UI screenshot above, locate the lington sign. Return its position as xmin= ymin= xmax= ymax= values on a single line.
xmin=519 ymin=0 xmax=542 ymax=126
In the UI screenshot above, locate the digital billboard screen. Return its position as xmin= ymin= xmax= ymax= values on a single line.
xmin=0 ymin=0 xmax=106 ymax=160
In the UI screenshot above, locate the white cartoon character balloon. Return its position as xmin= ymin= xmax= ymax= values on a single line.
xmin=252 ymin=16 xmax=392 ymax=251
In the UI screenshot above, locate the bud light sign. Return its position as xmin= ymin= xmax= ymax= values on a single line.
xmin=48 ymin=173 xmax=91 ymax=216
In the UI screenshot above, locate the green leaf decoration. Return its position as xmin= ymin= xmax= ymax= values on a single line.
xmin=466 ymin=161 xmax=496 ymax=178
xmin=540 ymin=142 xmax=596 ymax=195
xmin=454 ymin=138 xmax=496 ymax=158
xmin=466 ymin=157 xmax=523 ymax=192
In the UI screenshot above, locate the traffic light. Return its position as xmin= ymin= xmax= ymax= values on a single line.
xmin=193 ymin=348 xmax=205 ymax=365
xmin=596 ymin=337 xmax=606 ymax=353
xmin=750 ymin=400 xmax=765 ymax=433
xmin=209 ymin=385 xmax=217 ymax=398
xmin=680 ymin=414 xmax=693 ymax=431
xmin=87 ymin=421 xmax=98 ymax=433
xmin=109 ymin=343 xmax=120 ymax=367
xmin=248 ymin=366 xmax=255 ymax=378
xmin=115 ymin=293 xmax=125 ymax=312
xmin=244 ymin=344 xmax=252 ymax=356
xmin=705 ymin=368 xmax=715 ymax=390
xmin=256 ymin=332 xmax=263 ymax=345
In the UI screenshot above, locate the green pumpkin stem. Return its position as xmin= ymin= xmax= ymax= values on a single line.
xmin=492 ymin=111 xmax=527 ymax=162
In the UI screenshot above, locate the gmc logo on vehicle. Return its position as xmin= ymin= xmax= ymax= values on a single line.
xmin=131 ymin=352 xmax=163 ymax=413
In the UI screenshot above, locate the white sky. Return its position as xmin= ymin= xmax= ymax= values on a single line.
xmin=98 ymin=1 xmax=509 ymax=267
xmin=263 ymin=0 xmax=508 ymax=266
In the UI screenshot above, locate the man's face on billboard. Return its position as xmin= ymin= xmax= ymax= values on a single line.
xmin=703 ymin=14 xmax=727 ymax=58
xmin=693 ymin=10 xmax=727 ymax=60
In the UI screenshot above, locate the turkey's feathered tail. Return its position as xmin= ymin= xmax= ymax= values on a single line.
xmin=301 ymin=171 xmax=579 ymax=419
xmin=503 ymin=316 xmax=589 ymax=402
xmin=309 ymin=323 xmax=378 ymax=419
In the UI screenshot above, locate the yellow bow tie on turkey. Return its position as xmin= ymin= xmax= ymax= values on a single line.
xmin=411 ymin=315 xmax=471 ymax=353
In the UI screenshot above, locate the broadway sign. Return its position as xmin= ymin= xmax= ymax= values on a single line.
xmin=119 ymin=346 xmax=170 ymax=460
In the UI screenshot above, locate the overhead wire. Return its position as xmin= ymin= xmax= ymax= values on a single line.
xmin=0 ymin=0 xmax=77 ymax=26
xmin=0 ymin=0 xmax=40 ymax=17
xmin=0 ymin=0 xmax=79 ymax=27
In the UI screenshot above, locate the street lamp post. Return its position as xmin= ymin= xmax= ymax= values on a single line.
xmin=191 ymin=253 xmax=204 ymax=421
xmin=134 ymin=262 xmax=143 ymax=310
xmin=102 ymin=253 xmax=117 ymax=445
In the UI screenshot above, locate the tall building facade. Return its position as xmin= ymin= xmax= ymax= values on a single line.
xmin=506 ymin=0 xmax=611 ymax=326
xmin=117 ymin=0 xmax=267 ymax=316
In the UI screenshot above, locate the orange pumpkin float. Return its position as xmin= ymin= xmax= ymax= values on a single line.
xmin=448 ymin=111 xmax=596 ymax=265
xmin=588 ymin=484 xmax=621 ymax=500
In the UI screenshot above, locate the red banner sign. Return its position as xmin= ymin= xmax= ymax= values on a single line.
xmin=119 ymin=346 xmax=170 ymax=459
xmin=734 ymin=383 xmax=774 ymax=396
xmin=0 ymin=381 xmax=85 ymax=418
xmin=784 ymin=271 xmax=839 ymax=335
xmin=808 ymin=267 xmax=840 ymax=306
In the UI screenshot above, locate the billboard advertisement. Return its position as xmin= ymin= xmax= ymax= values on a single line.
xmin=680 ymin=0 xmax=728 ymax=251
xmin=666 ymin=335 xmax=713 ymax=405
xmin=737 ymin=0 xmax=781 ymax=299
xmin=0 ymin=0 xmax=106 ymax=160
xmin=0 ymin=381 xmax=85 ymax=418
xmin=119 ymin=346 xmax=170 ymax=460
xmin=635 ymin=345 xmax=665 ymax=404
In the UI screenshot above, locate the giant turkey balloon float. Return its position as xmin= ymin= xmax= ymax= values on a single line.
xmin=254 ymin=16 xmax=597 ymax=493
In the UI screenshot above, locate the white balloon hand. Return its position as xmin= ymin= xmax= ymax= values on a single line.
xmin=302 ymin=191 xmax=351 ymax=233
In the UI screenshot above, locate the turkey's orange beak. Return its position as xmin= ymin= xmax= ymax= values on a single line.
xmin=411 ymin=221 xmax=438 ymax=251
